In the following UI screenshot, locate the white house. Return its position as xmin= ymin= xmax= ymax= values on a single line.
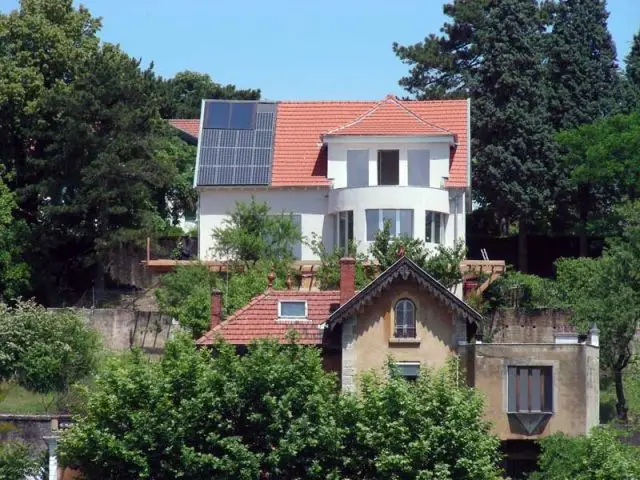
xmin=171 ymin=95 xmax=471 ymax=261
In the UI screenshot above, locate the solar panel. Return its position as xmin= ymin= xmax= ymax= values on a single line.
xmin=197 ymin=101 xmax=276 ymax=186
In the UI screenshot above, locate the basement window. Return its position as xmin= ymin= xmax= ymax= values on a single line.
xmin=395 ymin=362 xmax=420 ymax=381
xmin=278 ymin=300 xmax=307 ymax=319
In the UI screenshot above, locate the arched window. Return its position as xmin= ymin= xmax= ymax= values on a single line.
xmin=394 ymin=299 xmax=416 ymax=338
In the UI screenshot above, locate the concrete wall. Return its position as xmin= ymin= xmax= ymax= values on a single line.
xmin=341 ymin=280 xmax=466 ymax=390
xmin=75 ymin=309 xmax=176 ymax=353
xmin=487 ymin=309 xmax=575 ymax=343
xmin=463 ymin=343 xmax=599 ymax=440
xmin=0 ymin=414 xmax=71 ymax=455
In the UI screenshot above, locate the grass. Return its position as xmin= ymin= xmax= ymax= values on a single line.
xmin=0 ymin=382 xmax=57 ymax=415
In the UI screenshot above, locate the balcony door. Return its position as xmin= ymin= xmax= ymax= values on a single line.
xmin=377 ymin=150 xmax=399 ymax=185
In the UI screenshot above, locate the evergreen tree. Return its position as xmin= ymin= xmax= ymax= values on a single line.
xmin=472 ymin=0 xmax=557 ymax=272
xmin=625 ymin=29 xmax=640 ymax=91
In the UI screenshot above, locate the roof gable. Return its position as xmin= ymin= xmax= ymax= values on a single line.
xmin=328 ymin=256 xmax=482 ymax=327
xmin=324 ymin=95 xmax=453 ymax=137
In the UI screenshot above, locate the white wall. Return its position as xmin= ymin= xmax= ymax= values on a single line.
xmin=198 ymin=187 xmax=329 ymax=261
xmin=326 ymin=140 xmax=452 ymax=189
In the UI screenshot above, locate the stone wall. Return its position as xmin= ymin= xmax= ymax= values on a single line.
xmin=0 ymin=414 xmax=71 ymax=455
xmin=486 ymin=309 xmax=575 ymax=343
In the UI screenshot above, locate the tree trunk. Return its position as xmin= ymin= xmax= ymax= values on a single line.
xmin=614 ymin=368 xmax=629 ymax=422
xmin=518 ymin=219 xmax=528 ymax=273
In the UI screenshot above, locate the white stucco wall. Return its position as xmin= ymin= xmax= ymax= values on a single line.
xmin=198 ymin=187 xmax=329 ymax=261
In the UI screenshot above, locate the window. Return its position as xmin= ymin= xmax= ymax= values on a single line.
xmin=425 ymin=211 xmax=446 ymax=244
xmin=334 ymin=211 xmax=354 ymax=253
xmin=394 ymin=299 xmax=416 ymax=338
xmin=507 ymin=366 xmax=553 ymax=413
xmin=396 ymin=362 xmax=420 ymax=381
xmin=377 ymin=150 xmax=399 ymax=185
xmin=203 ymin=102 xmax=257 ymax=130
xmin=366 ymin=209 xmax=413 ymax=241
xmin=407 ymin=149 xmax=430 ymax=187
xmin=347 ymin=150 xmax=369 ymax=188
xmin=278 ymin=300 xmax=307 ymax=318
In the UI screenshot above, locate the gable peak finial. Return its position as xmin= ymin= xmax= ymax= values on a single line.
xmin=267 ymin=269 xmax=276 ymax=289
xmin=397 ymin=244 xmax=406 ymax=259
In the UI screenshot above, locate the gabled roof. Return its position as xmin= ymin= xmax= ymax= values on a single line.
xmin=168 ymin=119 xmax=200 ymax=140
xmin=328 ymin=256 xmax=483 ymax=327
xmin=196 ymin=290 xmax=341 ymax=346
xmin=323 ymin=94 xmax=454 ymax=137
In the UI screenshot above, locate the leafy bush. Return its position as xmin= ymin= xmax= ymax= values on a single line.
xmin=0 ymin=300 xmax=101 ymax=393
xmin=482 ymin=270 xmax=566 ymax=312
xmin=59 ymin=336 xmax=503 ymax=479
xmin=0 ymin=441 xmax=39 ymax=479
xmin=531 ymin=426 xmax=640 ymax=479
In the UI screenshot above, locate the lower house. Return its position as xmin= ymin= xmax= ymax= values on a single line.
xmin=196 ymin=255 xmax=600 ymax=478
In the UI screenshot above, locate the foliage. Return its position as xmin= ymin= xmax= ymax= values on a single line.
xmin=481 ymin=270 xmax=566 ymax=313
xmin=340 ymin=358 xmax=502 ymax=479
xmin=369 ymin=220 xmax=466 ymax=288
xmin=0 ymin=440 xmax=39 ymax=479
xmin=601 ymin=357 xmax=640 ymax=425
xmin=307 ymin=233 xmax=373 ymax=290
xmin=158 ymin=70 xmax=260 ymax=118
xmin=530 ymin=426 xmax=640 ymax=479
xmin=0 ymin=300 xmax=101 ymax=394
xmin=212 ymin=197 xmax=302 ymax=267
xmin=555 ymin=202 xmax=640 ymax=420
xmin=58 ymin=336 xmax=502 ymax=479
xmin=0 ymin=176 xmax=29 ymax=301
xmin=626 ymin=28 xmax=640 ymax=91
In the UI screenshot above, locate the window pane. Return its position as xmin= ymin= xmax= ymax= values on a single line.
xmin=434 ymin=214 xmax=442 ymax=244
xmin=290 ymin=214 xmax=302 ymax=260
xmin=204 ymin=102 xmax=231 ymax=129
xmin=382 ymin=209 xmax=396 ymax=236
xmin=425 ymin=212 xmax=433 ymax=242
xmin=531 ymin=368 xmax=541 ymax=411
xmin=347 ymin=211 xmax=354 ymax=246
xmin=280 ymin=301 xmax=306 ymax=317
xmin=408 ymin=149 xmax=430 ymax=187
xmin=347 ymin=150 xmax=369 ymax=188
xmin=518 ymin=368 xmax=529 ymax=412
xmin=395 ymin=299 xmax=416 ymax=338
xmin=333 ymin=214 xmax=339 ymax=249
xmin=399 ymin=210 xmax=413 ymax=237
xmin=338 ymin=211 xmax=347 ymax=251
xmin=229 ymin=103 xmax=256 ymax=129
xmin=396 ymin=363 xmax=420 ymax=379
xmin=366 ymin=210 xmax=379 ymax=241
xmin=508 ymin=367 xmax=517 ymax=412
xmin=378 ymin=150 xmax=399 ymax=185
xmin=543 ymin=367 xmax=553 ymax=412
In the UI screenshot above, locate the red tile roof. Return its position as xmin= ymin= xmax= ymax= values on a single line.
xmin=168 ymin=119 xmax=200 ymax=139
xmin=196 ymin=290 xmax=342 ymax=346
xmin=171 ymin=96 xmax=470 ymax=188
xmin=324 ymin=95 xmax=453 ymax=137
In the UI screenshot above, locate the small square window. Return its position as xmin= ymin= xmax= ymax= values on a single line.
xmin=396 ymin=362 xmax=420 ymax=381
xmin=278 ymin=300 xmax=307 ymax=318
xmin=507 ymin=366 xmax=553 ymax=413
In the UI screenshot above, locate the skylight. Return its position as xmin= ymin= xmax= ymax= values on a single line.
xmin=278 ymin=300 xmax=307 ymax=319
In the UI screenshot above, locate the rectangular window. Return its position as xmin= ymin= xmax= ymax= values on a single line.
xmin=377 ymin=150 xmax=399 ymax=185
xmin=278 ymin=300 xmax=307 ymax=318
xmin=396 ymin=362 xmax=420 ymax=381
xmin=507 ymin=366 xmax=553 ymax=413
xmin=425 ymin=211 xmax=446 ymax=244
xmin=334 ymin=211 xmax=354 ymax=253
xmin=366 ymin=209 xmax=414 ymax=241
xmin=407 ymin=149 xmax=430 ymax=187
xmin=347 ymin=150 xmax=369 ymax=188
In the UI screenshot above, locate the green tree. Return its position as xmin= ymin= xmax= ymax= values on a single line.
xmin=341 ymin=359 xmax=502 ymax=479
xmin=0 ymin=440 xmax=39 ymax=479
xmin=59 ymin=335 xmax=345 ymax=479
xmin=0 ymin=176 xmax=29 ymax=301
xmin=0 ymin=300 xmax=101 ymax=394
xmin=212 ymin=197 xmax=302 ymax=267
xmin=531 ymin=427 xmax=640 ymax=479
xmin=369 ymin=220 xmax=467 ymax=289
xmin=626 ymin=28 xmax=640 ymax=90
xmin=158 ymin=70 xmax=260 ymax=119
xmin=556 ymin=202 xmax=640 ymax=420
xmin=307 ymin=233 xmax=373 ymax=290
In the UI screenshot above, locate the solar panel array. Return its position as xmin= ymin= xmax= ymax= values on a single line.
xmin=197 ymin=101 xmax=276 ymax=186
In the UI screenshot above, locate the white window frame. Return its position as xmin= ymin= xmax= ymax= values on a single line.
xmin=366 ymin=209 xmax=413 ymax=241
xmin=425 ymin=211 xmax=446 ymax=244
xmin=277 ymin=300 xmax=308 ymax=319
xmin=335 ymin=211 xmax=354 ymax=252
xmin=395 ymin=361 xmax=420 ymax=380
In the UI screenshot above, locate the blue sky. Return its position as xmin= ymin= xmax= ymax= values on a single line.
xmin=2 ymin=0 xmax=639 ymax=101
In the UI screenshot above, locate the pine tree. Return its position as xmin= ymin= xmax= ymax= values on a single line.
xmin=626 ymin=29 xmax=640 ymax=89
xmin=472 ymin=0 xmax=557 ymax=272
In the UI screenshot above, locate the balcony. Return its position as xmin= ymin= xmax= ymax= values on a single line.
xmin=328 ymin=185 xmax=449 ymax=215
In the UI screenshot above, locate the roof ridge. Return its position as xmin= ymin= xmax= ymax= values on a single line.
xmin=323 ymin=95 xmax=453 ymax=136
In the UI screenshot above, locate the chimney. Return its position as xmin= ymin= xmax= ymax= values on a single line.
xmin=211 ymin=288 xmax=223 ymax=329
xmin=340 ymin=257 xmax=356 ymax=305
